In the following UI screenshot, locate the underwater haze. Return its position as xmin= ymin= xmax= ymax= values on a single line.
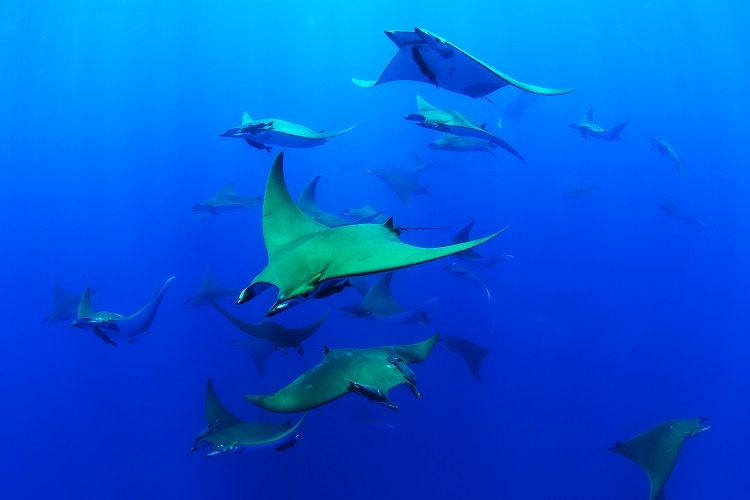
xmin=1 ymin=0 xmax=749 ymax=499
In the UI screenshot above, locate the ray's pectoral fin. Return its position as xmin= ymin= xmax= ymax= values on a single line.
xmin=126 ymin=276 xmax=175 ymax=335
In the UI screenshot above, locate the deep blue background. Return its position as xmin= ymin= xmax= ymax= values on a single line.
xmin=1 ymin=1 xmax=749 ymax=498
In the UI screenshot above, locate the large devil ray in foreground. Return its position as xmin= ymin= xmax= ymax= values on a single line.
xmin=236 ymin=152 xmax=505 ymax=316
xmin=353 ymin=28 xmax=573 ymax=98
xmin=246 ymin=333 xmax=440 ymax=413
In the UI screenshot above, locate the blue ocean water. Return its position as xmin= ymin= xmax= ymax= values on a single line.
xmin=1 ymin=1 xmax=749 ymax=498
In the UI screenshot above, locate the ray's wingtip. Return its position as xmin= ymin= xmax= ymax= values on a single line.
xmin=352 ymin=77 xmax=376 ymax=88
xmin=533 ymin=86 xmax=575 ymax=96
xmin=490 ymin=225 xmax=511 ymax=239
xmin=335 ymin=123 xmax=358 ymax=136
xmin=244 ymin=394 xmax=265 ymax=407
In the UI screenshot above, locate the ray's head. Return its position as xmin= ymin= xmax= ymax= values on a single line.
xmin=413 ymin=27 xmax=453 ymax=56
xmin=236 ymin=279 xmax=320 ymax=317
xmin=266 ymin=296 xmax=306 ymax=316
xmin=682 ymin=417 xmax=711 ymax=437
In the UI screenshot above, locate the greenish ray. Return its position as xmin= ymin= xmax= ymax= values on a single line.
xmin=237 ymin=152 xmax=506 ymax=316
xmin=192 ymin=379 xmax=305 ymax=457
xmin=246 ymin=333 xmax=440 ymax=413
xmin=610 ymin=418 xmax=710 ymax=500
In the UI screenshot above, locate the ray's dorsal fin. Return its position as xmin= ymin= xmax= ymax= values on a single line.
xmin=241 ymin=111 xmax=253 ymax=127
xmin=77 ymin=286 xmax=94 ymax=318
xmin=262 ymin=152 xmax=327 ymax=257
xmin=205 ymin=379 xmax=242 ymax=428
xmin=383 ymin=216 xmax=398 ymax=235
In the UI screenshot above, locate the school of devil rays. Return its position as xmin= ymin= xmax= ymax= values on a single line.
xmin=45 ymin=28 xmax=707 ymax=498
